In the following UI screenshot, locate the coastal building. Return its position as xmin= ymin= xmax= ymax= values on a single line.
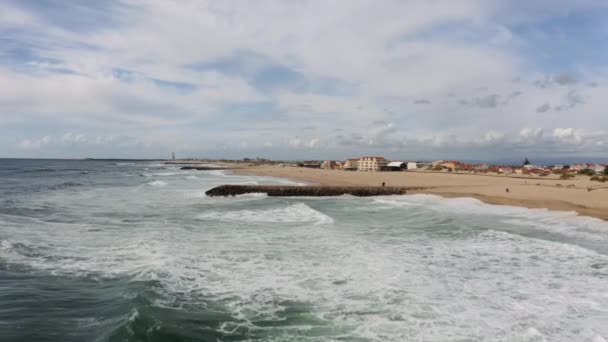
xmin=297 ymin=161 xmax=321 ymax=168
xmin=473 ymin=164 xmax=489 ymax=171
xmin=499 ymin=166 xmax=514 ymax=174
xmin=407 ymin=162 xmax=418 ymax=170
xmin=343 ymin=159 xmax=359 ymax=171
xmin=440 ymin=160 xmax=462 ymax=171
xmin=570 ymin=163 xmax=591 ymax=171
xmin=358 ymin=156 xmax=389 ymax=171
xmin=523 ymin=164 xmax=540 ymax=170
xmin=593 ymin=164 xmax=606 ymax=173
xmin=416 ymin=162 xmax=433 ymax=169
xmin=387 ymin=161 xmax=407 ymax=171
xmin=321 ymin=160 xmax=337 ymax=170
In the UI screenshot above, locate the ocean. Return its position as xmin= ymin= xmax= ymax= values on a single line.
xmin=1 ymin=159 xmax=607 ymax=342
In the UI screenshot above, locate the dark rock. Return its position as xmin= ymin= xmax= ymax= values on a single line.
xmin=205 ymin=185 xmax=425 ymax=197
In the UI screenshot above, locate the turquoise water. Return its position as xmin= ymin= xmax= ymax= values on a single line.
xmin=1 ymin=159 xmax=607 ymax=341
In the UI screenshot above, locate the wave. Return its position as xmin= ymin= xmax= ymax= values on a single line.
xmin=3 ymin=161 xmax=608 ymax=341
xmin=146 ymin=180 xmax=167 ymax=187
xmin=115 ymin=163 xmax=135 ymax=166
xmin=205 ymin=170 xmax=227 ymax=177
xmin=196 ymin=203 xmax=333 ymax=225
xmin=152 ymin=172 xmax=180 ymax=176
xmin=46 ymin=181 xmax=83 ymax=190
xmin=374 ymin=194 xmax=608 ymax=246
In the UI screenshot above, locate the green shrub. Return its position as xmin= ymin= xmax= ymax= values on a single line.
xmin=590 ymin=175 xmax=608 ymax=182
xmin=560 ymin=173 xmax=575 ymax=180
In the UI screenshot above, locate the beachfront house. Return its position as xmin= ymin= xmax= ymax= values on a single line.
xmin=440 ymin=160 xmax=462 ymax=171
xmin=343 ymin=159 xmax=359 ymax=171
xmin=387 ymin=161 xmax=407 ymax=171
xmin=321 ymin=160 xmax=337 ymax=170
xmin=473 ymin=164 xmax=489 ymax=171
xmin=570 ymin=163 xmax=592 ymax=171
xmin=358 ymin=156 xmax=389 ymax=171
xmin=297 ymin=161 xmax=321 ymax=168
xmin=407 ymin=162 xmax=418 ymax=170
xmin=499 ymin=166 xmax=514 ymax=174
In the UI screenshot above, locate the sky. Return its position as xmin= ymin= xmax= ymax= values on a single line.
xmin=1 ymin=0 xmax=608 ymax=161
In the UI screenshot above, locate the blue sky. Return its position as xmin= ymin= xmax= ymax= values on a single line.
xmin=1 ymin=0 xmax=608 ymax=160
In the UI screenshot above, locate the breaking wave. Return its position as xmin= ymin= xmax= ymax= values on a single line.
xmin=2 ymin=159 xmax=608 ymax=341
xmin=146 ymin=180 xmax=167 ymax=187
xmin=196 ymin=203 xmax=334 ymax=225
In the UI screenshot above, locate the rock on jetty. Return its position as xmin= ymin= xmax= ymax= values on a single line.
xmin=205 ymin=185 xmax=424 ymax=197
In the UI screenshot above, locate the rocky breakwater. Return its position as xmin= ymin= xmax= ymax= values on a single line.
xmin=205 ymin=185 xmax=425 ymax=197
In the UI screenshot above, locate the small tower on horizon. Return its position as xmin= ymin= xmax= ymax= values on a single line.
xmin=172 ymin=152 xmax=175 ymax=160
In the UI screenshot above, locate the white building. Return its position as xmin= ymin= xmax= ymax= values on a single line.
xmin=407 ymin=162 xmax=418 ymax=170
xmin=343 ymin=159 xmax=359 ymax=170
xmin=321 ymin=160 xmax=337 ymax=170
xmin=358 ymin=156 xmax=388 ymax=171
xmin=387 ymin=161 xmax=406 ymax=171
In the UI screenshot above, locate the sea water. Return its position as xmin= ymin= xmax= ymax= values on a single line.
xmin=0 ymin=159 xmax=607 ymax=342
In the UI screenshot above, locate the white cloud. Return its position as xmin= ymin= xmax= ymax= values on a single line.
xmin=552 ymin=128 xmax=583 ymax=144
xmin=288 ymin=138 xmax=302 ymax=148
xmin=3 ymin=1 xmax=608 ymax=158
xmin=19 ymin=139 xmax=41 ymax=150
xmin=519 ymin=127 xmax=544 ymax=141
xmin=18 ymin=133 xmax=142 ymax=150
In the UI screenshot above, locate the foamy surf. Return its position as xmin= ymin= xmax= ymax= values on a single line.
xmin=146 ymin=180 xmax=167 ymax=187
xmin=1 ymin=159 xmax=607 ymax=341
xmin=196 ymin=202 xmax=334 ymax=224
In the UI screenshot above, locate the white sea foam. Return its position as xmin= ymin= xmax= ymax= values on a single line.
xmin=374 ymin=194 xmax=608 ymax=244
xmin=235 ymin=192 xmax=267 ymax=199
xmin=146 ymin=180 xmax=167 ymax=187
xmin=2 ymin=171 xmax=608 ymax=341
xmin=153 ymin=172 xmax=180 ymax=176
xmin=196 ymin=203 xmax=333 ymax=225
xmin=205 ymin=170 xmax=227 ymax=177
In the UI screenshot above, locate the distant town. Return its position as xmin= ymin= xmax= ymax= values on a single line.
xmin=316 ymin=157 xmax=608 ymax=177
xmin=171 ymin=155 xmax=608 ymax=182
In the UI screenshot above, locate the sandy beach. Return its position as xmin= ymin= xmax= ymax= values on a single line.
xmin=231 ymin=165 xmax=608 ymax=221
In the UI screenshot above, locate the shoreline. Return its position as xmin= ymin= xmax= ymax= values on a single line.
xmin=229 ymin=165 xmax=608 ymax=221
